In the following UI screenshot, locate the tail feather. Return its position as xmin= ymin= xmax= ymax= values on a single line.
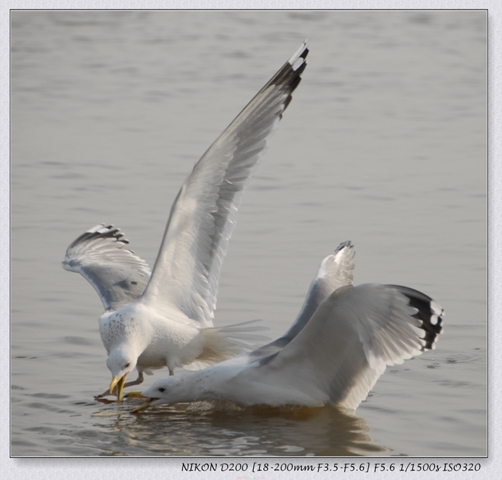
xmin=198 ymin=319 xmax=269 ymax=363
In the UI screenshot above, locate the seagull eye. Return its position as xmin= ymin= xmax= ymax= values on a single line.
xmin=125 ymin=362 xmax=130 ymax=368
xmin=159 ymin=388 xmax=165 ymax=393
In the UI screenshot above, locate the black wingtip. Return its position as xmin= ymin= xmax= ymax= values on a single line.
xmin=287 ymin=40 xmax=309 ymax=71
xmin=334 ymin=240 xmax=353 ymax=254
xmin=388 ymin=285 xmax=444 ymax=351
xmin=259 ymin=42 xmax=309 ymax=116
xmin=67 ymin=224 xmax=129 ymax=250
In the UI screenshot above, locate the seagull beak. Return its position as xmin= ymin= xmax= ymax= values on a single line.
xmin=109 ymin=374 xmax=127 ymax=404
xmin=131 ymin=397 xmax=157 ymax=414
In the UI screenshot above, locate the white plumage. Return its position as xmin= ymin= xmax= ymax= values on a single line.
xmin=136 ymin=242 xmax=444 ymax=412
xmin=62 ymin=42 xmax=309 ymax=402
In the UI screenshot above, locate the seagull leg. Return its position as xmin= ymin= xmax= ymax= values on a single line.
xmin=123 ymin=371 xmax=144 ymax=388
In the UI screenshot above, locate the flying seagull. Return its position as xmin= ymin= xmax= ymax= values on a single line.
xmin=62 ymin=42 xmax=309 ymax=403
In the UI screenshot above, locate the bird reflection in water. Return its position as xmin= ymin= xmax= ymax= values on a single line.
xmin=100 ymin=401 xmax=388 ymax=456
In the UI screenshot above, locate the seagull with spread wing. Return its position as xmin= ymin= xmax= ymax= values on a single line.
xmin=133 ymin=242 xmax=444 ymax=412
xmin=62 ymin=42 xmax=309 ymax=403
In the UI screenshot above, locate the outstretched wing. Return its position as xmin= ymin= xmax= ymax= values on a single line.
xmin=141 ymin=42 xmax=309 ymax=327
xmin=62 ymin=224 xmax=151 ymax=311
xmin=246 ymin=283 xmax=444 ymax=410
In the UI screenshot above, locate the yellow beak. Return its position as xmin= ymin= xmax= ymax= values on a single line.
xmin=109 ymin=374 xmax=127 ymax=404
xmin=131 ymin=398 xmax=155 ymax=414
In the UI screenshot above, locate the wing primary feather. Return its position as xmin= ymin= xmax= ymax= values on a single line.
xmin=239 ymin=281 xmax=444 ymax=410
xmin=385 ymin=285 xmax=444 ymax=351
xmin=62 ymin=224 xmax=151 ymax=311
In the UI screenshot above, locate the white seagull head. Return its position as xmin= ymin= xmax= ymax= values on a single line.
xmin=133 ymin=376 xmax=193 ymax=412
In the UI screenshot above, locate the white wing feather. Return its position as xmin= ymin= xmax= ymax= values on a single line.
xmin=62 ymin=224 xmax=151 ymax=311
xmin=242 ymin=283 xmax=444 ymax=410
xmin=141 ymin=42 xmax=309 ymax=327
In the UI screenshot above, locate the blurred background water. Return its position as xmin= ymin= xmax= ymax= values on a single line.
xmin=10 ymin=10 xmax=486 ymax=458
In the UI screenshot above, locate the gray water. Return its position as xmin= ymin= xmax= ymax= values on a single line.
xmin=10 ymin=10 xmax=486 ymax=459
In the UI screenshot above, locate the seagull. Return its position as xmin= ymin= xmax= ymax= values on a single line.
xmin=62 ymin=42 xmax=309 ymax=403
xmin=133 ymin=241 xmax=444 ymax=412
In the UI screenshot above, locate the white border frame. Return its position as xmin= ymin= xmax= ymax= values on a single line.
xmin=2 ymin=1 xmax=498 ymax=479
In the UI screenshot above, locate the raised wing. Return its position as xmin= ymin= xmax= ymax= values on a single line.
xmin=62 ymin=224 xmax=151 ymax=311
xmin=238 ymin=241 xmax=356 ymax=364
xmin=245 ymin=283 xmax=444 ymax=410
xmin=284 ymin=240 xmax=355 ymax=340
xmin=141 ymin=42 xmax=309 ymax=327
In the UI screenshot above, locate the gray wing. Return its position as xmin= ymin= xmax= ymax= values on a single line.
xmin=227 ymin=241 xmax=356 ymax=365
xmin=62 ymin=224 xmax=151 ymax=311
xmin=244 ymin=283 xmax=444 ymax=410
xmin=140 ymin=42 xmax=309 ymax=328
